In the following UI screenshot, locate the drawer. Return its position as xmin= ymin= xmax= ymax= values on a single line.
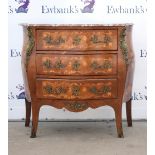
xmin=36 ymin=29 xmax=118 ymax=51
xmin=36 ymin=54 xmax=117 ymax=75
xmin=36 ymin=79 xmax=117 ymax=99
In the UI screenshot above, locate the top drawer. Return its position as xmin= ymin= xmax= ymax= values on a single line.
xmin=36 ymin=29 xmax=118 ymax=51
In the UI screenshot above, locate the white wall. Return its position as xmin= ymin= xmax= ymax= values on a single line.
xmin=8 ymin=0 xmax=147 ymax=120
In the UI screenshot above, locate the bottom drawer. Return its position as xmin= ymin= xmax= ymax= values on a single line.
xmin=36 ymin=79 xmax=117 ymax=99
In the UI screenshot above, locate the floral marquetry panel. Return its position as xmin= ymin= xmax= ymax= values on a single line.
xmin=36 ymin=54 xmax=117 ymax=75
xmin=36 ymin=29 xmax=118 ymax=51
xmin=36 ymin=79 xmax=117 ymax=99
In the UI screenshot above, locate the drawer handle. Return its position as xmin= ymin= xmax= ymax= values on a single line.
xmin=43 ymin=35 xmax=65 ymax=45
xmin=43 ymin=85 xmax=67 ymax=95
xmin=90 ymin=60 xmax=112 ymax=70
xmin=90 ymin=34 xmax=112 ymax=44
xmin=89 ymin=86 xmax=111 ymax=95
xmin=43 ymin=59 xmax=66 ymax=69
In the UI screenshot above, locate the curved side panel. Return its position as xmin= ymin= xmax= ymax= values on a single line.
xmin=123 ymin=25 xmax=135 ymax=102
xmin=21 ymin=26 xmax=35 ymax=102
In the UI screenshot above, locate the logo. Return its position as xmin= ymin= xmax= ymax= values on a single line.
xmin=107 ymin=5 xmax=147 ymax=14
xmin=15 ymin=0 xmax=30 ymax=13
xmin=8 ymin=84 xmax=25 ymax=100
xmin=132 ymin=86 xmax=147 ymax=101
xmin=81 ymin=0 xmax=95 ymax=13
xmin=16 ymin=84 xmax=25 ymax=99
xmin=41 ymin=0 xmax=95 ymax=14
xmin=140 ymin=49 xmax=147 ymax=58
xmin=10 ymin=49 xmax=21 ymax=58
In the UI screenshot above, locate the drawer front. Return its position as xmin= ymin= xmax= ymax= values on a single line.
xmin=36 ymin=79 xmax=117 ymax=99
xmin=36 ymin=54 xmax=117 ymax=75
xmin=36 ymin=29 xmax=118 ymax=51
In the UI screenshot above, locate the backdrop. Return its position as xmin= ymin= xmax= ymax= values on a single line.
xmin=8 ymin=0 xmax=147 ymax=120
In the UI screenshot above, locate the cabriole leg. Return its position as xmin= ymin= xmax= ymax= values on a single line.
xmin=30 ymin=102 xmax=40 ymax=138
xmin=126 ymin=98 xmax=132 ymax=127
xmin=114 ymin=105 xmax=124 ymax=138
xmin=25 ymin=98 xmax=31 ymax=127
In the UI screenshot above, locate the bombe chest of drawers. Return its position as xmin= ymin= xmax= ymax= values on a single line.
xmin=21 ymin=24 xmax=135 ymax=138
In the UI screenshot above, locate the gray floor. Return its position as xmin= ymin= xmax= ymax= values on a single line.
xmin=9 ymin=121 xmax=146 ymax=155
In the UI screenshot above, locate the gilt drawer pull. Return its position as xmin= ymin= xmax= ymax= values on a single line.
xmin=43 ymin=59 xmax=66 ymax=69
xmin=90 ymin=60 xmax=112 ymax=70
xmin=90 ymin=34 xmax=112 ymax=44
xmin=43 ymin=85 xmax=67 ymax=95
xmin=89 ymin=86 xmax=111 ymax=95
xmin=43 ymin=35 xmax=65 ymax=45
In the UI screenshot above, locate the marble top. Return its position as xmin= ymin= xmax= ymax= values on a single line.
xmin=20 ymin=23 xmax=133 ymax=27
